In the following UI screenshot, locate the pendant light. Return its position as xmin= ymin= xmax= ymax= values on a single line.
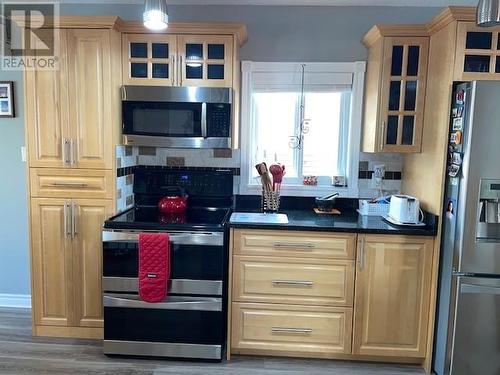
xmin=477 ymin=0 xmax=500 ymax=27
xmin=143 ymin=0 xmax=169 ymax=31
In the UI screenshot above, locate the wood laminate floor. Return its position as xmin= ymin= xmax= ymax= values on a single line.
xmin=0 ymin=308 xmax=426 ymax=375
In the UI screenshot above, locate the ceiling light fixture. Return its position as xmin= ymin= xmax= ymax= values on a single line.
xmin=143 ymin=0 xmax=169 ymax=31
xmin=477 ymin=0 xmax=500 ymax=27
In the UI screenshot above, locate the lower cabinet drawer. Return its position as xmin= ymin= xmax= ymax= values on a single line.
xmin=231 ymin=303 xmax=352 ymax=357
xmin=232 ymin=256 xmax=354 ymax=306
xmin=30 ymin=168 xmax=114 ymax=199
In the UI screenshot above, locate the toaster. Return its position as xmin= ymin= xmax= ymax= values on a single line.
xmin=389 ymin=195 xmax=421 ymax=224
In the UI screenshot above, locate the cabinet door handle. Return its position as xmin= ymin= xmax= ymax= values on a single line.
xmin=70 ymin=139 xmax=76 ymax=166
xmin=171 ymin=54 xmax=177 ymax=85
xmin=71 ymin=202 xmax=78 ymax=238
xmin=63 ymin=138 xmax=71 ymax=166
xmin=271 ymin=327 xmax=312 ymax=334
xmin=273 ymin=242 xmax=315 ymax=250
xmin=380 ymin=120 xmax=386 ymax=151
xmin=272 ymin=280 xmax=314 ymax=287
xmin=63 ymin=202 xmax=71 ymax=239
xmin=359 ymin=237 xmax=365 ymax=270
xmin=52 ymin=182 xmax=88 ymax=188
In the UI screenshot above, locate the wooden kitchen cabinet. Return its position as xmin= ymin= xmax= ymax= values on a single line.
xmin=30 ymin=199 xmax=72 ymax=328
xmin=30 ymin=198 xmax=113 ymax=337
xmin=66 ymin=29 xmax=115 ymax=169
xmin=232 ymin=303 xmax=353 ymax=357
xmin=177 ymin=35 xmax=234 ymax=87
xmin=72 ymin=199 xmax=114 ymax=328
xmin=122 ymin=33 xmax=178 ymax=86
xmin=24 ymin=30 xmax=69 ymax=169
xmin=352 ymin=234 xmax=434 ymax=358
xmin=122 ymin=33 xmax=234 ymax=87
xmin=229 ymin=229 xmax=355 ymax=359
xmin=454 ymin=22 xmax=500 ymax=80
xmin=25 ymin=28 xmax=117 ymax=170
xmin=362 ymin=28 xmax=429 ymax=153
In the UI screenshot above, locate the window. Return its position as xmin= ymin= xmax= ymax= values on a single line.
xmin=240 ymin=61 xmax=366 ymax=197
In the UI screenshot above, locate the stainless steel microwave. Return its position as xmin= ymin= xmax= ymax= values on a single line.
xmin=122 ymin=86 xmax=232 ymax=149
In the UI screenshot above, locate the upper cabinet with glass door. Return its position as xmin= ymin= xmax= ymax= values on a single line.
xmin=361 ymin=27 xmax=429 ymax=153
xmin=122 ymin=34 xmax=233 ymax=88
xmin=454 ymin=22 xmax=500 ymax=80
xmin=122 ymin=34 xmax=177 ymax=86
xmin=178 ymin=35 xmax=234 ymax=87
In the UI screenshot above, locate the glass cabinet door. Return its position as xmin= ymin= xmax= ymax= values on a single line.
xmin=177 ymin=35 xmax=234 ymax=87
xmin=122 ymin=34 xmax=177 ymax=86
xmin=379 ymin=37 xmax=429 ymax=152
xmin=455 ymin=22 xmax=500 ymax=80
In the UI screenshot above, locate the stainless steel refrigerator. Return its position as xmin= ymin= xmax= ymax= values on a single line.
xmin=433 ymin=81 xmax=500 ymax=375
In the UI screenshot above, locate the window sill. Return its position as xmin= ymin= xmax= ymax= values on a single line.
xmin=239 ymin=183 xmax=358 ymax=198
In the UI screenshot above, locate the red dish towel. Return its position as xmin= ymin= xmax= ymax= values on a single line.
xmin=138 ymin=233 xmax=170 ymax=303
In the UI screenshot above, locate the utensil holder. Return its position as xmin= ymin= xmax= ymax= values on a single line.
xmin=261 ymin=190 xmax=280 ymax=213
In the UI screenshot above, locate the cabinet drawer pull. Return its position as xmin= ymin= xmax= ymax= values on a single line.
xmin=273 ymin=242 xmax=315 ymax=249
xmin=51 ymin=182 xmax=88 ymax=188
xmin=272 ymin=280 xmax=314 ymax=287
xmin=271 ymin=327 xmax=312 ymax=334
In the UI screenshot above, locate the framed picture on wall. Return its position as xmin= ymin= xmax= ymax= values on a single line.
xmin=0 ymin=81 xmax=15 ymax=118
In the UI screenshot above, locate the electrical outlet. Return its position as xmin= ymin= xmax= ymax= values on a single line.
xmin=21 ymin=146 xmax=26 ymax=162
xmin=371 ymin=164 xmax=385 ymax=189
xmin=373 ymin=164 xmax=385 ymax=179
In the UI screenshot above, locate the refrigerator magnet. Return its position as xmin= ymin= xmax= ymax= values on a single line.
xmin=448 ymin=163 xmax=461 ymax=177
xmin=450 ymin=131 xmax=463 ymax=145
xmin=452 ymin=117 xmax=463 ymax=130
xmin=452 ymin=152 xmax=463 ymax=165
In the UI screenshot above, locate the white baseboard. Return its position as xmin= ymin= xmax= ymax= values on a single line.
xmin=0 ymin=294 xmax=31 ymax=308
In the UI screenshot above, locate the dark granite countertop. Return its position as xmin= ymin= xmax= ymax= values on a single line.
xmin=229 ymin=196 xmax=438 ymax=236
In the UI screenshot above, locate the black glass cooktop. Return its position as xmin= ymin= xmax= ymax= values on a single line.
xmin=104 ymin=206 xmax=231 ymax=232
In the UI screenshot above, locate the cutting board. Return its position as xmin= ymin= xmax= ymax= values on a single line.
xmin=230 ymin=212 xmax=289 ymax=224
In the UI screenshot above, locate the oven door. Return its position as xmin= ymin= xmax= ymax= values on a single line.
xmin=103 ymin=294 xmax=224 ymax=359
xmin=102 ymin=230 xmax=225 ymax=295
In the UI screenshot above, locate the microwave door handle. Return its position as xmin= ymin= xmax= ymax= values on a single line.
xmin=201 ymin=102 xmax=207 ymax=138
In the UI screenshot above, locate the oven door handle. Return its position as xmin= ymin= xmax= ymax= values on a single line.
xmin=103 ymin=295 xmax=222 ymax=311
xmin=102 ymin=231 xmax=224 ymax=246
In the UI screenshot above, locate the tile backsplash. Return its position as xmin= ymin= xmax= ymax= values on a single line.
xmin=115 ymin=145 xmax=402 ymax=207
xmin=358 ymin=152 xmax=402 ymax=198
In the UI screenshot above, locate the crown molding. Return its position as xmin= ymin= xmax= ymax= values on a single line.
xmin=363 ymin=24 xmax=429 ymax=47
xmin=426 ymin=6 xmax=476 ymax=34
xmin=8 ymin=16 xmax=247 ymax=44
xmin=117 ymin=22 xmax=248 ymax=45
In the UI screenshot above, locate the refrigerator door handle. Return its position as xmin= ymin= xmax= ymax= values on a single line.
xmin=461 ymin=283 xmax=500 ymax=295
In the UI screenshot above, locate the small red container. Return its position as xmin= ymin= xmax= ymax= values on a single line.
xmin=158 ymin=187 xmax=188 ymax=214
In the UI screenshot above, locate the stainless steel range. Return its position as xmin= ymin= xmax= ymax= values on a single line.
xmin=102 ymin=167 xmax=233 ymax=360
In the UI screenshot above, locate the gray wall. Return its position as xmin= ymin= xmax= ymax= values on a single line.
xmin=0 ymin=69 xmax=30 ymax=296
xmin=0 ymin=4 xmax=442 ymax=296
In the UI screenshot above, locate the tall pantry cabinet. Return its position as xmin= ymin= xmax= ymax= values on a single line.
xmin=25 ymin=20 xmax=122 ymax=339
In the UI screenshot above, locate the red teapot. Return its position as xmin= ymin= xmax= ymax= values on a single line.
xmin=158 ymin=186 xmax=188 ymax=214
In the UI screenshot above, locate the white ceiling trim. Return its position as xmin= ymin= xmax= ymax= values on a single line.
xmin=58 ymin=0 xmax=478 ymax=7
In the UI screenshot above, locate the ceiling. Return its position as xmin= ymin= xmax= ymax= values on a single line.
xmin=59 ymin=0 xmax=478 ymax=7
